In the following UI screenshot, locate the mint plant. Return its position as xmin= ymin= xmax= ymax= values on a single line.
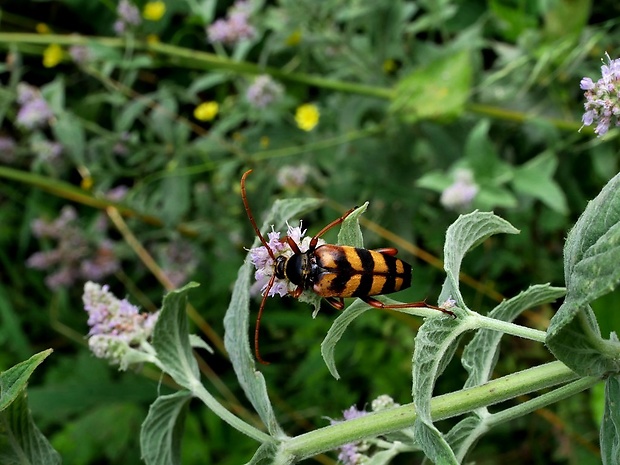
xmin=98 ymin=175 xmax=620 ymax=463
xmin=3 ymin=173 xmax=617 ymax=463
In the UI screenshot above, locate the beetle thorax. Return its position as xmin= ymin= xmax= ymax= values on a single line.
xmin=278 ymin=251 xmax=316 ymax=289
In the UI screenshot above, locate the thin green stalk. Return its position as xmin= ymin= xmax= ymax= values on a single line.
xmin=474 ymin=313 xmax=548 ymax=343
xmin=0 ymin=33 xmax=393 ymax=99
xmin=486 ymin=376 xmax=600 ymax=427
xmin=191 ymin=380 xmax=274 ymax=445
xmin=281 ymin=361 xmax=581 ymax=461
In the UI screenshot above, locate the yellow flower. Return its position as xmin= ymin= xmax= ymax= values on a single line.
xmin=295 ymin=103 xmax=319 ymax=132
xmin=259 ymin=136 xmax=270 ymax=148
xmin=146 ymin=34 xmax=160 ymax=44
xmin=382 ymin=58 xmax=397 ymax=74
xmin=143 ymin=1 xmax=166 ymax=21
xmin=81 ymin=175 xmax=94 ymax=191
xmin=285 ymin=29 xmax=302 ymax=46
xmin=36 ymin=23 xmax=51 ymax=34
xmin=43 ymin=44 xmax=63 ymax=68
xmin=194 ymin=101 xmax=219 ymax=122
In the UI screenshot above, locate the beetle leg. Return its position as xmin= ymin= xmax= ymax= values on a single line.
xmin=309 ymin=207 xmax=357 ymax=249
xmin=373 ymin=248 xmax=399 ymax=256
xmin=325 ymin=297 xmax=345 ymax=310
xmin=362 ymin=297 xmax=455 ymax=317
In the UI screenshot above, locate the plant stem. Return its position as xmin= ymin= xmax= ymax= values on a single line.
xmin=280 ymin=361 xmax=589 ymax=461
xmin=191 ymin=380 xmax=274 ymax=444
xmin=474 ymin=314 xmax=547 ymax=342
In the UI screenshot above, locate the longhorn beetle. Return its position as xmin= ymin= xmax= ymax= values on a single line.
xmin=241 ymin=169 xmax=454 ymax=364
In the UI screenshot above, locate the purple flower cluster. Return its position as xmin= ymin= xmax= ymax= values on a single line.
xmin=249 ymin=223 xmax=323 ymax=299
xmin=16 ymin=83 xmax=54 ymax=130
xmin=276 ymin=164 xmax=311 ymax=190
xmin=580 ymin=54 xmax=620 ymax=137
xmin=330 ymin=406 xmax=369 ymax=465
xmin=83 ymin=281 xmax=159 ymax=368
xmin=27 ymin=206 xmax=120 ymax=289
xmin=114 ymin=0 xmax=142 ymax=35
xmin=440 ymin=168 xmax=478 ymax=212
xmin=245 ymin=75 xmax=283 ymax=108
xmin=207 ymin=0 xmax=256 ymax=45
xmin=69 ymin=44 xmax=93 ymax=64
xmin=30 ymin=138 xmax=63 ymax=162
xmin=0 ymin=136 xmax=16 ymax=163
xmin=329 ymin=396 xmax=400 ymax=464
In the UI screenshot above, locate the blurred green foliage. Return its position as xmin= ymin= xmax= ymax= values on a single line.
xmin=0 ymin=0 xmax=618 ymax=462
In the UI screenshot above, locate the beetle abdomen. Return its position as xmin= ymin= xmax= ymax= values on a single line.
xmin=312 ymin=245 xmax=411 ymax=298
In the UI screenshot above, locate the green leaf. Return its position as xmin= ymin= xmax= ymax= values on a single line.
xmin=189 ymin=334 xmax=213 ymax=353
xmin=563 ymin=172 xmax=620 ymax=290
xmin=512 ymin=151 xmax=568 ymax=214
xmin=152 ymin=282 xmax=201 ymax=389
xmin=413 ymin=420 xmax=458 ymax=465
xmin=412 ymin=313 xmax=470 ymax=415
xmin=140 ymin=391 xmax=191 ymax=465
xmin=439 ymin=211 xmax=519 ymax=307
xmin=464 ymin=120 xmax=509 ymax=182
xmin=474 ymin=185 xmax=518 ymax=210
xmin=321 ymin=300 xmax=372 ymax=379
xmin=365 ymin=442 xmax=402 ymax=464
xmin=337 ymin=202 xmax=368 ymax=248
xmin=416 ymin=171 xmax=452 ymax=193
xmin=52 ymin=112 xmax=86 ymax=165
xmin=548 ymin=172 xmax=620 ymax=376
xmin=0 ymin=350 xmax=52 ymax=412
xmin=601 ymin=374 xmax=620 ymax=465
xmin=0 ymin=391 xmax=61 ymax=465
xmin=247 ymin=442 xmax=278 ymax=465
xmin=160 ymin=173 xmax=191 ymax=226
xmin=390 ymin=49 xmax=472 ymax=123
xmin=462 ymin=284 xmax=566 ymax=388
xmin=224 ymin=197 xmax=322 ymax=436
xmin=445 ymin=415 xmax=484 ymax=462
xmin=117 ymin=97 xmax=149 ymax=132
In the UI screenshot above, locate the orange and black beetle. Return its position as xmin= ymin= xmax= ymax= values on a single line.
xmin=241 ymin=169 xmax=453 ymax=364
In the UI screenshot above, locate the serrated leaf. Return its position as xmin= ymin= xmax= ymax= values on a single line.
xmin=337 ymin=202 xmax=368 ymax=248
xmin=224 ymin=197 xmax=322 ymax=436
xmin=152 ymin=282 xmax=201 ymax=389
xmin=140 ymin=391 xmax=191 ymax=465
xmin=412 ymin=313 xmax=471 ymax=416
xmin=548 ymin=305 xmax=619 ymax=376
xmin=563 ymin=172 xmax=620 ymax=288
xmin=601 ymin=374 xmax=620 ymax=465
xmin=413 ymin=420 xmax=458 ymax=465
xmin=439 ymin=212 xmax=519 ymax=307
xmin=390 ymin=50 xmax=472 ymax=123
xmin=548 ymin=172 xmax=620 ymax=376
xmin=321 ymin=300 xmax=372 ymax=379
xmin=462 ymin=284 xmax=565 ymax=388
xmin=0 ymin=350 xmax=53 ymax=412
xmin=0 ymin=390 xmax=61 ymax=465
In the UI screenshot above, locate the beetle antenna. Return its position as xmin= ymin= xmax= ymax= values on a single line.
xmin=241 ymin=169 xmax=276 ymax=260
xmin=254 ymin=273 xmax=275 ymax=365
